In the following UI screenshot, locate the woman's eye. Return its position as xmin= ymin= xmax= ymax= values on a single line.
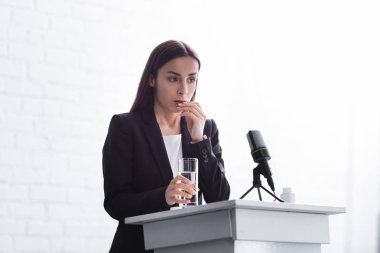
xmin=187 ymin=78 xmax=196 ymax=84
xmin=168 ymin=76 xmax=179 ymax=82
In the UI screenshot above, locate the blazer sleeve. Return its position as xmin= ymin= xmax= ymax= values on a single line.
xmin=102 ymin=115 xmax=170 ymax=221
xmin=189 ymin=119 xmax=230 ymax=203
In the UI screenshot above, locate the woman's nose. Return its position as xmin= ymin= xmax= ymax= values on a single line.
xmin=178 ymin=81 xmax=188 ymax=95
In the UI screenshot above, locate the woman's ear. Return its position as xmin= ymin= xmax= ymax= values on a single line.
xmin=149 ymin=75 xmax=155 ymax=87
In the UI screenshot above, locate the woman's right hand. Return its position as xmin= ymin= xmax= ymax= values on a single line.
xmin=165 ymin=175 xmax=197 ymax=205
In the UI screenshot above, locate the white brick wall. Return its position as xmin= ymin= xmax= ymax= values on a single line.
xmin=0 ymin=0 xmax=124 ymax=252
xmin=0 ymin=58 xmax=27 ymax=77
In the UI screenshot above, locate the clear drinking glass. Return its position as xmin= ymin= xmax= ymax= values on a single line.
xmin=178 ymin=158 xmax=198 ymax=208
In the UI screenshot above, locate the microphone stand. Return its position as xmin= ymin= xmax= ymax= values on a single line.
xmin=240 ymin=163 xmax=284 ymax=202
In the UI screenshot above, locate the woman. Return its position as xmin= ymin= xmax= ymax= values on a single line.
xmin=102 ymin=40 xmax=230 ymax=252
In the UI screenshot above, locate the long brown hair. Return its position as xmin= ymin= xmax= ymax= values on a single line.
xmin=130 ymin=40 xmax=201 ymax=112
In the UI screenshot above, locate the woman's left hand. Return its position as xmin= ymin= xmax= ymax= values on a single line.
xmin=177 ymin=102 xmax=206 ymax=143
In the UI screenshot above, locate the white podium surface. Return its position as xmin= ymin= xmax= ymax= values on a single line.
xmin=125 ymin=199 xmax=345 ymax=253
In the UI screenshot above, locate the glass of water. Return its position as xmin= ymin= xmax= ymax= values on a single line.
xmin=178 ymin=158 xmax=198 ymax=208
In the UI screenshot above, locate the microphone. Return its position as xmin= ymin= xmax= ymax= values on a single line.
xmin=247 ymin=130 xmax=275 ymax=192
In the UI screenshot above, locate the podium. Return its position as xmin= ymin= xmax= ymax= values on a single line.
xmin=125 ymin=199 xmax=345 ymax=253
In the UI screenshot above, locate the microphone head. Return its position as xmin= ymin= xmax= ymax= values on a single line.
xmin=247 ymin=130 xmax=271 ymax=163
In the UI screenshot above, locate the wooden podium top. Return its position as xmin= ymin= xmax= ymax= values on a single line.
xmin=125 ymin=199 xmax=345 ymax=225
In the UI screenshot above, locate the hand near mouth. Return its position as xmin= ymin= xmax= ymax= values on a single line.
xmin=177 ymin=101 xmax=206 ymax=143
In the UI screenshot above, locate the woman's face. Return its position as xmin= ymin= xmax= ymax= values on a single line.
xmin=151 ymin=56 xmax=199 ymax=114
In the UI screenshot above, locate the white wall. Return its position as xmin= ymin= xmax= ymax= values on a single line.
xmin=0 ymin=0 xmax=379 ymax=252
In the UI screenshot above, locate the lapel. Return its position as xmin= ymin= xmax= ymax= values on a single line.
xmin=141 ymin=108 xmax=194 ymax=182
xmin=141 ymin=108 xmax=173 ymax=183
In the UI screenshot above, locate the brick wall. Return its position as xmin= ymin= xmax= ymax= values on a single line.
xmin=0 ymin=0 xmax=131 ymax=252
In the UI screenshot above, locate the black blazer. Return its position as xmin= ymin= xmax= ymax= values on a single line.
xmin=102 ymin=108 xmax=230 ymax=252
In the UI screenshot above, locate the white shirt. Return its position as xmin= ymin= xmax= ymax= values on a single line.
xmin=162 ymin=134 xmax=183 ymax=176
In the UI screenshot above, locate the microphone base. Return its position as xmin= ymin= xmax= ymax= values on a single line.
xmin=240 ymin=185 xmax=283 ymax=202
xmin=240 ymin=165 xmax=284 ymax=202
